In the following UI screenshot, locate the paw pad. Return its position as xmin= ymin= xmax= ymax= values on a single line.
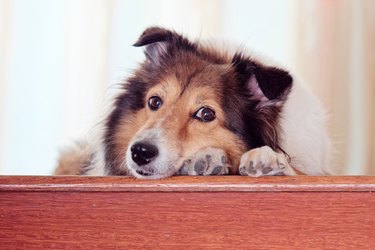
xmin=176 ymin=148 xmax=230 ymax=176
xmin=239 ymin=146 xmax=295 ymax=177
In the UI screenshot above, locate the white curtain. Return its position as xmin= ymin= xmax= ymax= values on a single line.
xmin=0 ymin=0 xmax=373 ymax=175
xmin=292 ymin=0 xmax=375 ymax=174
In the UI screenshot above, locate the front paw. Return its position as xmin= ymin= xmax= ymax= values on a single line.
xmin=239 ymin=146 xmax=296 ymax=177
xmin=177 ymin=148 xmax=230 ymax=176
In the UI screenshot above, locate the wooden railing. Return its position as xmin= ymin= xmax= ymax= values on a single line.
xmin=0 ymin=176 xmax=374 ymax=249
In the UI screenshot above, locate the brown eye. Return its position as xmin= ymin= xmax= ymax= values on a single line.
xmin=148 ymin=96 xmax=162 ymax=110
xmin=194 ymin=107 xmax=216 ymax=122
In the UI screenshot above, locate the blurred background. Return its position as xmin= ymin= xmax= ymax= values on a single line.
xmin=0 ymin=0 xmax=374 ymax=175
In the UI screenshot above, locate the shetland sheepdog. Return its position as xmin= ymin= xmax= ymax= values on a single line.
xmin=55 ymin=27 xmax=331 ymax=179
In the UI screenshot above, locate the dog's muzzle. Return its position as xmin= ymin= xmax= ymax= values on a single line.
xmin=130 ymin=142 xmax=159 ymax=167
xmin=127 ymin=130 xmax=177 ymax=178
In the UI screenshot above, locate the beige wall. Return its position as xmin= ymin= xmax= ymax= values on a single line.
xmin=364 ymin=1 xmax=375 ymax=175
xmin=292 ymin=0 xmax=374 ymax=174
xmin=0 ymin=1 xmax=13 ymax=172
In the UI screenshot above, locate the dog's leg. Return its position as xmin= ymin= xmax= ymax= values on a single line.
xmin=239 ymin=146 xmax=297 ymax=177
xmin=176 ymin=148 xmax=230 ymax=176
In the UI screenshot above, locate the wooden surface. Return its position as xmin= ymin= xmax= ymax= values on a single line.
xmin=1 ymin=175 xmax=375 ymax=192
xmin=0 ymin=176 xmax=375 ymax=249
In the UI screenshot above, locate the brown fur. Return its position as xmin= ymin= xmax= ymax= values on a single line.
xmin=112 ymin=74 xmax=247 ymax=174
xmin=54 ymin=143 xmax=91 ymax=175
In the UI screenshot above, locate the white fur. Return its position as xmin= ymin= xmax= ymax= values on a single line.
xmin=279 ymin=78 xmax=332 ymax=175
xmin=243 ymin=49 xmax=332 ymax=175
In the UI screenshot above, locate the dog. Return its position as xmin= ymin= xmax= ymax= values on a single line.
xmin=55 ymin=27 xmax=331 ymax=179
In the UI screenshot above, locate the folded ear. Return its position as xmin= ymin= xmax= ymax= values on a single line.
xmin=232 ymin=53 xmax=293 ymax=108
xmin=133 ymin=26 xmax=196 ymax=65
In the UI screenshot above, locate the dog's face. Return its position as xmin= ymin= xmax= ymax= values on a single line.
xmin=103 ymin=27 xmax=293 ymax=178
xmin=123 ymin=67 xmax=248 ymax=178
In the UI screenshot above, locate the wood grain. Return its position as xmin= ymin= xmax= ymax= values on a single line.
xmin=0 ymin=176 xmax=375 ymax=249
xmin=0 ymin=175 xmax=375 ymax=192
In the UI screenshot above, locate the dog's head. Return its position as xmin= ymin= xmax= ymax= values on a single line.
xmin=104 ymin=27 xmax=293 ymax=178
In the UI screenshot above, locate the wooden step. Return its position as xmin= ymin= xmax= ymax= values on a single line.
xmin=1 ymin=176 xmax=374 ymax=249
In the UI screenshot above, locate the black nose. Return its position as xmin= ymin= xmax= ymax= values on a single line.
xmin=130 ymin=142 xmax=159 ymax=166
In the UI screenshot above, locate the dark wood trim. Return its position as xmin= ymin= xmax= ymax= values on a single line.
xmin=1 ymin=175 xmax=375 ymax=192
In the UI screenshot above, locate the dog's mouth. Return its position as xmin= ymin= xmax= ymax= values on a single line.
xmin=129 ymin=162 xmax=177 ymax=179
xmin=135 ymin=169 xmax=154 ymax=176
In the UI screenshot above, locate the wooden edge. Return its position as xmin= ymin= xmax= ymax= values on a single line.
xmin=0 ymin=175 xmax=374 ymax=192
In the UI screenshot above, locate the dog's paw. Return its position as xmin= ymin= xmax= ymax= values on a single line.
xmin=177 ymin=148 xmax=230 ymax=176
xmin=239 ymin=146 xmax=296 ymax=177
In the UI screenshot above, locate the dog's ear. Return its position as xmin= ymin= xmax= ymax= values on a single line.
xmin=133 ymin=27 xmax=196 ymax=65
xmin=232 ymin=53 xmax=293 ymax=107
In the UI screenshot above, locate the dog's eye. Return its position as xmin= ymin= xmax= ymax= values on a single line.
xmin=194 ymin=107 xmax=216 ymax=122
xmin=148 ymin=96 xmax=162 ymax=110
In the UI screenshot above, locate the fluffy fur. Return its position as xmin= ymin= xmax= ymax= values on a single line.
xmin=55 ymin=27 xmax=331 ymax=178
